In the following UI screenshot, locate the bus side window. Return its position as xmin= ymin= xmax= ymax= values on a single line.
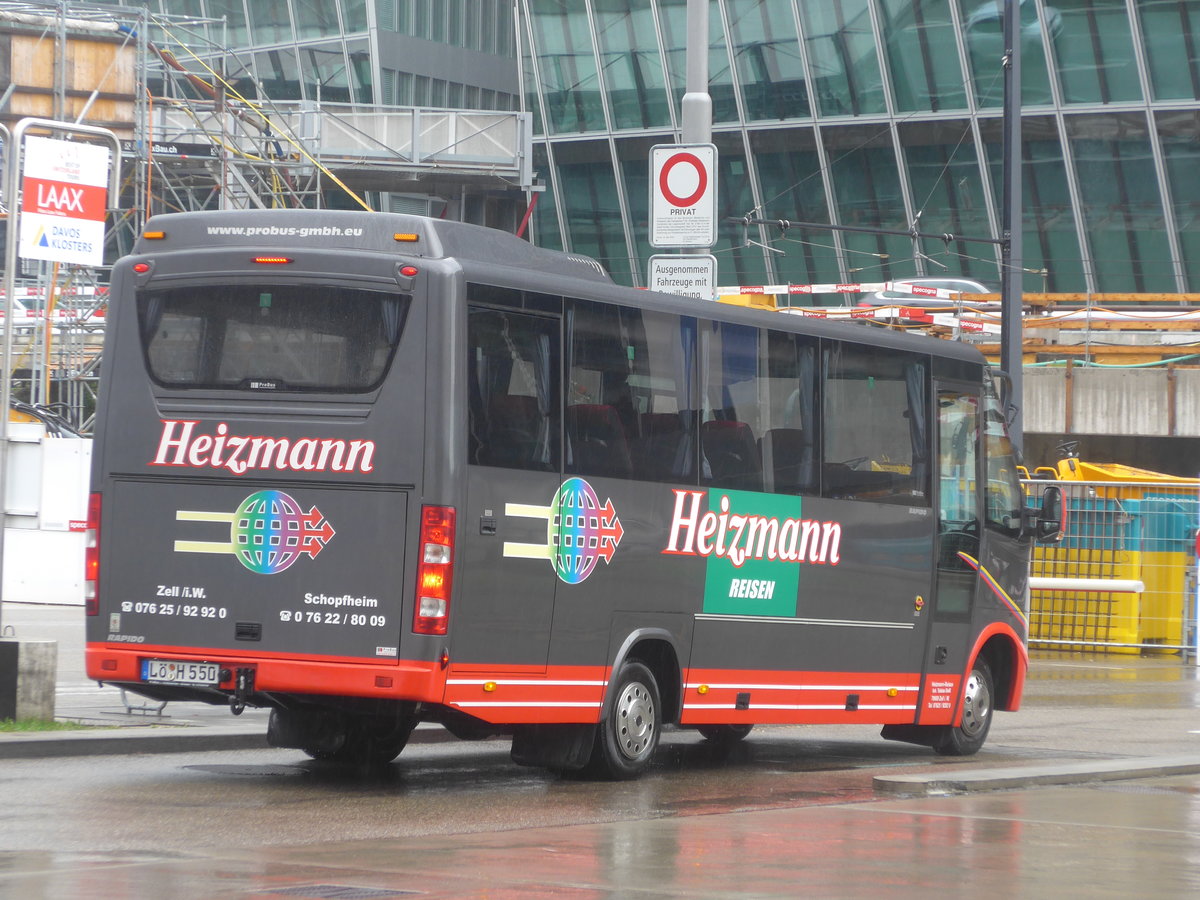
xmin=761 ymin=330 xmax=818 ymax=495
xmin=821 ymin=343 xmax=929 ymax=505
xmin=567 ymin=301 xmax=697 ymax=483
xmin=467 ymin=307 xmax=560 ymax=472
xmin=983 ymin=380 xmax=1023 ymax=534
xmin=701 ymin=321 xmax=763 ymax=492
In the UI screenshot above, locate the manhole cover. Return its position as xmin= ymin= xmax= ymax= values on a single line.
xmin=1094 ymin=782 xmax=1194 ymax=796
xmin=183 ymin=764 xmax=308 ymax=777
xmin=259 ymin=887 xmax=421 ymax=899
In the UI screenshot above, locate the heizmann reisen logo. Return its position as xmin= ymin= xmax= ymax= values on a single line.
xmin=503 ymin=477 xmax=625 ymax=584
xmin=662 ymin=488 xmax=842 ymax=617
xmin=174 ymin=490 xmax=336 ymax=574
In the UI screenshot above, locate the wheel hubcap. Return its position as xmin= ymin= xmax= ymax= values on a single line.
xmin=615 ymin=680 xmax=655 ymax=760
xmin=960 ymin=669 xmax=992 ymax=737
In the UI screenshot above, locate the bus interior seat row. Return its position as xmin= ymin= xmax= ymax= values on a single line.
xmin=566 ymin=403 xmax=633 ymax=478
xmin=473 ymin=399 xmax=920 ymax=503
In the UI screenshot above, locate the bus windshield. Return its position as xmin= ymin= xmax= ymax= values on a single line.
xmin=137 ymin=283 xmax=409 ymax=392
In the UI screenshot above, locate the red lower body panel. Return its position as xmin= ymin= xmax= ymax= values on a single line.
xmin=444 ymin=663 xmax=610 ymax=724
xmin=86 ymin=643 xmax=445 ymax=703
xmin=89 ymin=645 xmax=982 ymax=731
xmin=680 ymin=667 xmax=927 ymax=727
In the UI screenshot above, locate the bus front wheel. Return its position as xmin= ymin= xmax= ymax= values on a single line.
xmin=587 ymin=661 xmax=661 ymax=780
xmin=933 ymin=661 xmax=994 ymax=756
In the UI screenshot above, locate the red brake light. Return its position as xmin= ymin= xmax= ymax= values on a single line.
xmin=413 ymin=505 xmax=456 ymax=635
xmin=85 ymin=492 xmax=101 ymax=616
xmin=252 ymin=256 xmax=292 ymax=264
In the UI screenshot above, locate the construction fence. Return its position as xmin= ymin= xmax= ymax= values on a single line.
xmin=1023 ymin=478 xmax=1199 ymax=657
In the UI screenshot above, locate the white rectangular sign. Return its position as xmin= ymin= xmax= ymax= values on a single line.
xmin=650 ymin=143 xmax=717 ymax=249
xmin=19 ymin=135 xmax=111 ymax=266
xmin=648 ymin=254 xmax=717 ymax=301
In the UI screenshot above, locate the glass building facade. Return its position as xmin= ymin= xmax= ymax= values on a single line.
xmin=93 ymin=1 xmax=521 ymax=112
xmin=519 ymin=0 xmax=1200 ymax=295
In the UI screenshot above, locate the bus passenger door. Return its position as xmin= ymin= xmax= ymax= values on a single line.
xmin=455 ymin=305 xmax=562 ymax=672
xmin=920 ymin=385 xmax=982 ymax=718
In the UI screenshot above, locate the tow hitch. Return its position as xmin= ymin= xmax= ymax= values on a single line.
xmin=230 ymin=667 xmax=256 ymax=715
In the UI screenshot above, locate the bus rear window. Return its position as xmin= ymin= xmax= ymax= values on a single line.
xmin=137 ymin=284 xmax=408 ymax=392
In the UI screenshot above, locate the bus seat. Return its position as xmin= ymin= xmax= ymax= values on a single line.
xmin=567 ymin=403 xmax=632 ymax=477
xmin=640 ymin=412 xmax=682 ymax=438
xmin=634 ymin=412 xmax=686 ymax=480
xmin=485 ymin=394 xmax=544 ymax=467
xmin=760 ymin=427 xmax=812 ymax=494
xmin=701 ymin=420 xmax=762 ymax=491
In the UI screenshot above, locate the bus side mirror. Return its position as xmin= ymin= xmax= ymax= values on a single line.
xmin=1031 ymin=485 xmax=1065 ymax=544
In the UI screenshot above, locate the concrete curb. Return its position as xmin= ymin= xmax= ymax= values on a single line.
xmin=874 ymin=755 xmax=1200 ymax=795
xmin=0 ymin=721 xmax=457 ymax=760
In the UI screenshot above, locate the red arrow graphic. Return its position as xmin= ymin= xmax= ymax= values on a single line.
xmin=300 ymin=506 xmax=336 ymax=559
xmin=596 ymin=498 xmax=624 ymax=563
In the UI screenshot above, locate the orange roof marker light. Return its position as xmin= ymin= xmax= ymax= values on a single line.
xmin=142 ymin=231 xmax=166 ymax=240
xmin=393 ymin=233 xmax=419 ymax=243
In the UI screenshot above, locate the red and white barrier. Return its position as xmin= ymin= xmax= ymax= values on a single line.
xmin=718 ymin=281 xmax=976 ymax=299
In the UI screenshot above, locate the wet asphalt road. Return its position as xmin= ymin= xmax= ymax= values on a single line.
xmin=3 ymin=603 xmax=1200 ymax=897
xmin=3 ymin=739 xmax=1200 ymax=899
xmin=2 ymin=707 xmax=1200 ymax=899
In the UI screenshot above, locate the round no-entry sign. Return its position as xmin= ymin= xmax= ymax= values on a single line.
xmin=659 ymin=152 xmax=708 ymax=206
xmin=650 ymin=143 xmax=717 ymax=248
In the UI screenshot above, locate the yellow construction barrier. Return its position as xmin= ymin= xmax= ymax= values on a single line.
xmin=1024 ymin=459 xmax=1197 ymax=653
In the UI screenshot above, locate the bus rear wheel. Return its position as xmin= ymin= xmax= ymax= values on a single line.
xmin=932 ymin=661 xmax=994 ymax=756
xmin=587 ymin=661 xmax=661 ymax=780
xmin=274 ymin=709 xmax=417 ymax=765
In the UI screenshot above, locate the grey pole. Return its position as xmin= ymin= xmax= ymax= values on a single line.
xmin=680 ymin=0 xmax=711 ymax=147
xmin=0 ymin=118 xmax=121 ymax=635
xmin=678 ymin=0 xmax=714 ymax=283
xmin=999 ymin=0 xmax=1024 ymax=450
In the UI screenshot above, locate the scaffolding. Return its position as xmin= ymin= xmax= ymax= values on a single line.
xmin=0 ymin=0 xmax=534 ymax=433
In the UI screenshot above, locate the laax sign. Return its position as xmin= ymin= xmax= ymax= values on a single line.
xmin=19 ymin=135 xmax=112 ymax=266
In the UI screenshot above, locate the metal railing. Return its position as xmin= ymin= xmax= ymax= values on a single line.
xmin=151 ymin=102 xmax=534 ymax=188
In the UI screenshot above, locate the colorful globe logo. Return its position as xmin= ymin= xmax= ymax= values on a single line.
xmin=232 ymin=490 xmax=307 ymax=574
xmin=549 ymin=477 xmax=624 ymax=584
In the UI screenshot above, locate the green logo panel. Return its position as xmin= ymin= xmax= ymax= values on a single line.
xmin=702 ymin=489 xmax=802 ymax=617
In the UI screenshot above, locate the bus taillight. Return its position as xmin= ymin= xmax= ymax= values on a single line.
xmin=85 ymin=492 xmax=101 ymax=616
xmin=414 ymin=505 xmax=456 ymax=635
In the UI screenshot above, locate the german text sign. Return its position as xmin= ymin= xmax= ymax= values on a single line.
xmin=648 ymin=254 xmax=717 ymax=301
xmin=650 ymin=144 xmax=717 ymax=249
xmin=19 ymin=135 xmax=111 ymax=266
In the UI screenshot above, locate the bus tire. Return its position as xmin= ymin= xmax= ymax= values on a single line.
xmin=697 ymin=724 xmax=753 ymax=744
xmin=588 ymin=661 xmax=661 ymax=780
xmin=304 ymin=714 xmax=417 ymax=766
xmin=932 ymin=660 xmax=994 ymax=756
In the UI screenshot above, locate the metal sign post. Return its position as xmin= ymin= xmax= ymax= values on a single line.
xmin=647 ymin=0 xmax=718 ymax=292
xmin=0 ymin=118 xmax=120 ymax=633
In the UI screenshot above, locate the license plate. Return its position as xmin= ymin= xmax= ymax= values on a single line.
xmin=142 ymin=659 xmax=221 ymax=686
